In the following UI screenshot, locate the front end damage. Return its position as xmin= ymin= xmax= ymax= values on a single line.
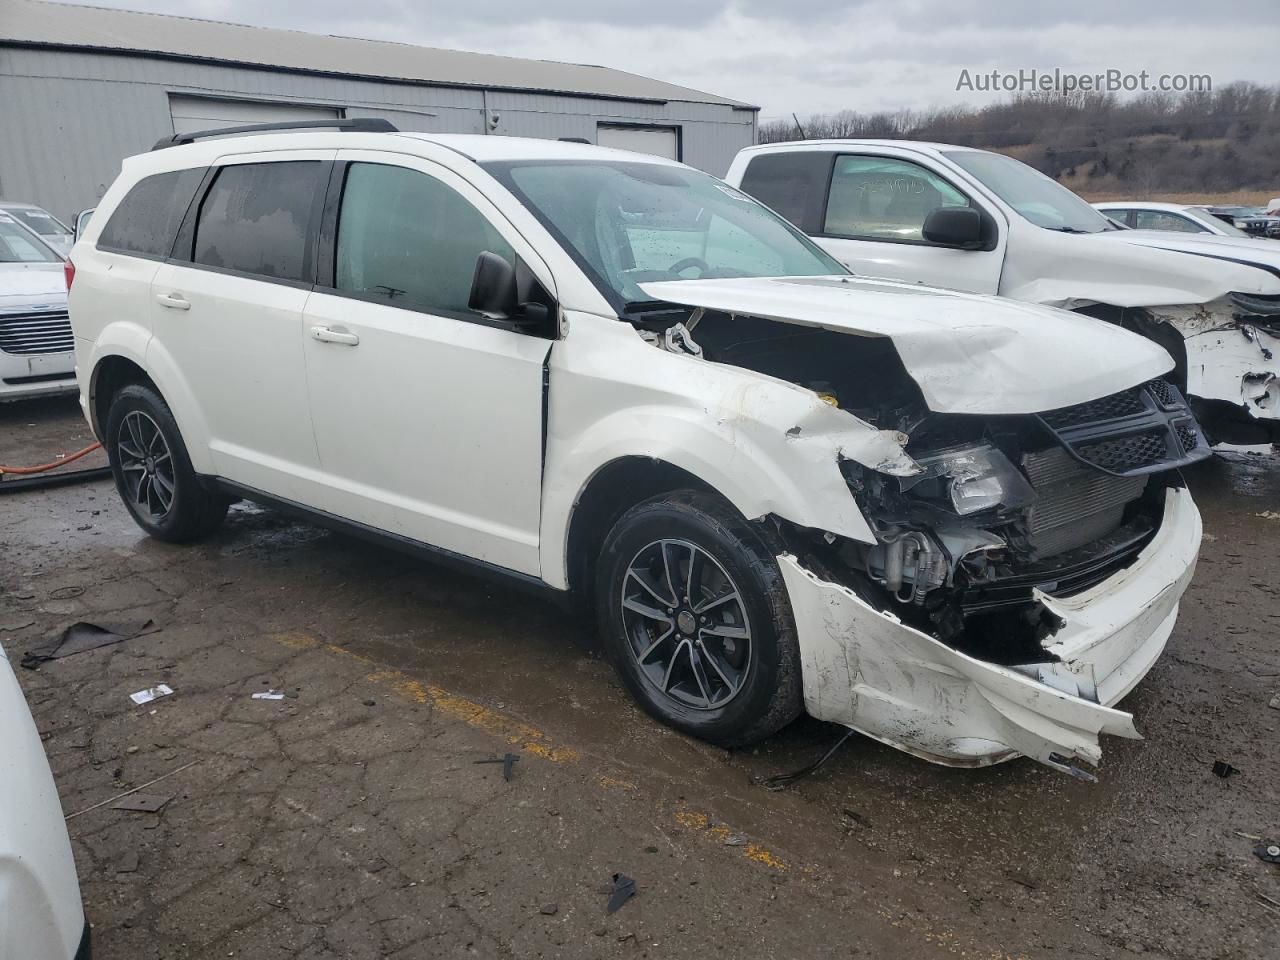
xmin=1150 ymin=293 xmax=1280 ymax=444
xmin=628 ymin=278 xmax=1209 ymax=777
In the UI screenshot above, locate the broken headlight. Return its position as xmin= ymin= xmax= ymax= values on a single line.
xmin=905 ymin=444 xmax=1035 ymax=516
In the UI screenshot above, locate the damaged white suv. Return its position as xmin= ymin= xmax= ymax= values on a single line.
xmin=69 ymin=122 xmax=1208 ymax=778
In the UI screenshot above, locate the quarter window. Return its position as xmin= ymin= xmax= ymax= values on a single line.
xmin=98 ymin=168 xmax=204 ymax=258
xmin=334 ymin=163 xmax=514 ymax=316
xmin=824 ymin=155 xmax=970 ymax=242
xmin=193 ymin=161 xmax=323 ymax=282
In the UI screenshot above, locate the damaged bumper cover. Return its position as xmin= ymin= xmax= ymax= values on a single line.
xmin=779 ymin=487 xmax=1200 ymax=778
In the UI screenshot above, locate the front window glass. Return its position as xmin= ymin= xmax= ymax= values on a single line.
xmin=1134 ymin=210 xmax=1207 ymax=234
xmin=335 ymin=163 xmax=514 ymax=315
xmin=485 ymin=160 xmax=844 ymax=308
xmin=0 ymin=217 xmax=60 ymax=262
xmin=11 ymin=208 xmax=71 ymax=237
xmin=945 ymin=150 xmax=1117 ymax=234
xmin=824 ymin=155 xmax=970 ymax=241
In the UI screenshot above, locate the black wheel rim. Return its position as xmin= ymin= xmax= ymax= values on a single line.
xmin=620 ymin=539 xmax=752 ymax=711
xmin=117 ymin=410 xmax=175 ymax=522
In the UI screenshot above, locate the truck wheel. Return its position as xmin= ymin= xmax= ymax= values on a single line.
xmin=595 ymin=490 xmax=802 ymax=748
xmin=105 ymin=383 xmax=228 ymax=542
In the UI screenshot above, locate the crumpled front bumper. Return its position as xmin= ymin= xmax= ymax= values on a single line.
xmin=779 ymin=487 xmax=1201 ymax=777
xmin=1183 ymin=322 xmax=1279 ymax=427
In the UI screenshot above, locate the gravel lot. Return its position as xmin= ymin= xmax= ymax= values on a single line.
xmin=3 ymin=395 xmax=1278 ymax=960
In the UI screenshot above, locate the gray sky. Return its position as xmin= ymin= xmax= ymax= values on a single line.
xmin=80 ymin=0 xmax=1280 ymax=119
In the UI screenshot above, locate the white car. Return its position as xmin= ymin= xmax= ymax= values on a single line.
xmin=1093 ymin=201 xmax=1270 ymax=239
xmin=0 ymin=201 xmax=75 ymax=256
xmin=0 ymin=642 xmax=90 ymax=960
xmin=69 ymin=122 xmax=1207 ymax=777
xmin=0 ymin=211 xmax=77 ymax=401
xmin=726 ymin=142 xmax=1280 ymax=448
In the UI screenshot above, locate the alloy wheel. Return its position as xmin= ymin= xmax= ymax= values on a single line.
xmin=117 ymin=410 xmax=176 ymax=521
xmin=619 ymin=538 xmax=753 ymax=710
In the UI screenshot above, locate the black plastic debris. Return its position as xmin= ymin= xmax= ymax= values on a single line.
xmin=21 ymin=619 xmax=157 ymax=670
xmin=606 ymin=873 xmax=636 ymax=914
xmin=1256 ymin=842 xmax=1280 ymax=865
xmin=756 ymin=728 xmax=856 ymax=791
xmin=474 ymin=753 xmax=520 ymax=781
xmin=1212 ymin=760 xmax=1240 ymax=779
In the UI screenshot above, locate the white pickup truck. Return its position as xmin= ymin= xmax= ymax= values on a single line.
xmin=726 ymin=141 xmax=1280 ymax=447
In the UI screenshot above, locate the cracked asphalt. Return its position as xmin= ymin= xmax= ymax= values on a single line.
xmin=2 ymin=396 xmax=1278 ymax=960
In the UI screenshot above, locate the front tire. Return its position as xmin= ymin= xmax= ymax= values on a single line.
xmin=595 ymin=490 xmax=802 ymax=748
xmin=105 ymin=383 xmax=228 ymax=542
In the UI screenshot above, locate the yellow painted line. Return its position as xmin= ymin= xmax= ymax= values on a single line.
xmin=673 ymin=807 xmax=789 ymax=871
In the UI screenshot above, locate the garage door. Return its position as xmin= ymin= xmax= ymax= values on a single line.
xmin=168 ymin=96 xmax=342 ymax=136
xmin=596 ymin=125 xmax=680 ymax=160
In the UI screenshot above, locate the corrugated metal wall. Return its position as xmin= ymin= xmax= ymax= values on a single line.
xmin=0 ymin=46 xmax=756 ymax=223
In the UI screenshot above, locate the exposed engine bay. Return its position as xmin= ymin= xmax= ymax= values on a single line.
xmin=633 ymin=306 xmax=1211 ymax=665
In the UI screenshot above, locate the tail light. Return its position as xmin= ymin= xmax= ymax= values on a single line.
xmin=64 ymin=258 xmax=75 ymax=290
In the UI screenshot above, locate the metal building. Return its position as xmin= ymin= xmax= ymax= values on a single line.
xmin=0 ymin=0 xmax=758 ymax=223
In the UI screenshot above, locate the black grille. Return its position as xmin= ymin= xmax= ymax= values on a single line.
xmin=1040 ymin=387 xmax=1145 ymax=428
xmin=1036 ymin=378 xmax=1210 ymax=477
xmin=0 ymin=310 xmax=73 ymax=355
xmin=1077 ymin=431 xmax=1169 ymax=473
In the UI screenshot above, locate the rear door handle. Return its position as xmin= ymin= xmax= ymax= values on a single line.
xmin=310 ymin=325 xmax=359 ymax=346
xmin=155 ymin=292 xmax=190 ymax=310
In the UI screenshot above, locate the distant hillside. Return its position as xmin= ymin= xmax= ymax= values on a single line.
xmin=761 ymin=84 xmax=1280 ymax=202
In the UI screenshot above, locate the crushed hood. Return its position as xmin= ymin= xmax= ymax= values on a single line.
xmin=1097 ymin=229 xmax=1280 ymax=276
xmin=639 ymin=275 xmax=1172 ymax=415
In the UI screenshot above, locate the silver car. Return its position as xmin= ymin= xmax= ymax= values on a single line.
xmin=0 ymin=211 xmax=75 ymax=401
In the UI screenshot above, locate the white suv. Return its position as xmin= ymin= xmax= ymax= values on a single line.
xmin=70 ymin=122 xmax=1207 ymax=777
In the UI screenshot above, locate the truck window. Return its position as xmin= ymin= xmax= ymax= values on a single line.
xmin=737 ymin=152 xmax=834 ymax=233
xmin=98 ymin=168 xmax=204 ymax=258
xmin=193 ymin=161 xmax=323 ymax=282
xmin=824 ymin=155 xmax=969 ymax=242
xmin=1133 ymin=210 xmax=1207 ymax=234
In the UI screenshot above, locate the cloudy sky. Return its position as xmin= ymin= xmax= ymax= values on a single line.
xmin=79 ymin=0 xmax=1279 ymax=120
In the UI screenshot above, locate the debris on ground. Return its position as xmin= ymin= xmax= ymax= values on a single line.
xmin=723 ymin=834 xmax=749 ymax=846
xmin=115 ymin=851 xmax=140 ymax=874
xmin=1255 ymin=843 xmax=1280 ymax=865
xmin=20 ymin=618 xmax=156 ymax=669
xmin=129 ymin=684 xmax=173 ymax=706
xmin=252 ymin=690 xmax=285 ymax=700
xmin=756 ymin=728 xmax=856 ymax=790
xmin=606 ymin=873 xmax=637 ymax=914
xmin=1268 ymin=694 xmax=1280 ymax=710
xmin=474 ymin=752 xmax=520 ymax=781
xmin=1212 ymin=760 xmax=1240 ymax=779
xmin=111 ymin=793 xmax=172 ymax=813
xmin=539 ymin=903 xmax=558 ymax=915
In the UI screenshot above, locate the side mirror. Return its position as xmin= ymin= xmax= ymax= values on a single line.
xmin=74 ymin=208 xmax=95 ymax=241
xmin=922 ymin=207 xmax=985 ymax=249
xmin=468 ymin=250 xmax=518 ymax=318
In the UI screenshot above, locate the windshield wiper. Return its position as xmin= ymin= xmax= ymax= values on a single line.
xmin=1042 ymin=226 xmax=1092 ymax=234
xmin=622 ymin=299 xmax=682 ymax=315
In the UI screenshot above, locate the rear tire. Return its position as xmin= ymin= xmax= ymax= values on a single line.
xmin=105 ymin=383 xmax=228 ymax=542
xmin=595 ymin=490 xmax=802 ymax=748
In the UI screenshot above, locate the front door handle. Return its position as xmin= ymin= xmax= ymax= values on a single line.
xmin=155 ymin=292 xmax=191 ymax=310
xmin=310 ymin=325 xmax=360 ymax=346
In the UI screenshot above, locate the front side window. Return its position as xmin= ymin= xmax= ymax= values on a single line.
xmin=823 ymin=155 xmax=971 ymax=242
xmin=1133 ymin=210 xmax=1207 ymax=234
xmin=0 ymin=216 xmax=60 ymax=263
xmin=945 ymin=150 xmax=1116 ymax=234
xmin=334 ymin=163 xmax=514 ymax=315
xmin=485 ymin=160 xmax=844 ymax=308
xmin=194 ymin=161 xmax=323 ymax=281
xmin=98 ymin=168 xmax=204 ymax=257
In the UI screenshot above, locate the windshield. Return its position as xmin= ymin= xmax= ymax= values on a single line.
xmin=484 ymin=160 xmax=845 ymax=309
xmin=0 ymin=216 xmax=61 ymax=263
xmin=8 ymin=207 xmax=71 ymax=238
xmin=945 ymin=151 xmax=1117 ymax=234
xmin=1186 ymin=207 xmax=1249 ymax=237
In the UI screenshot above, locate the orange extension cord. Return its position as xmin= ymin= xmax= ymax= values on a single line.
xmin=0 ymin=442 xmax=103 ymax=476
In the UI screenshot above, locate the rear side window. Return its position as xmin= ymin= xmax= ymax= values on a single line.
xmin=98 ymin=168 xmax=204 ymax=257
xmin=737 ymin=152 xmax=834 ymax=233
xmin=194 ymin=161 xmax=323 ymax=282
xmin=334 ymin=162 xmax=513 ymax=316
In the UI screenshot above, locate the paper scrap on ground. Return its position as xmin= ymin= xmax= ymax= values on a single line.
xmin=130 ymin=684 xmax=173 ymax=705
xmin=252 ymin=690 xmax=285 ymax=700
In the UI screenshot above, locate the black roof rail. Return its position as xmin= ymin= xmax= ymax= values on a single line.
xmin=152 ymin=117 xmax=398 ymax=151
